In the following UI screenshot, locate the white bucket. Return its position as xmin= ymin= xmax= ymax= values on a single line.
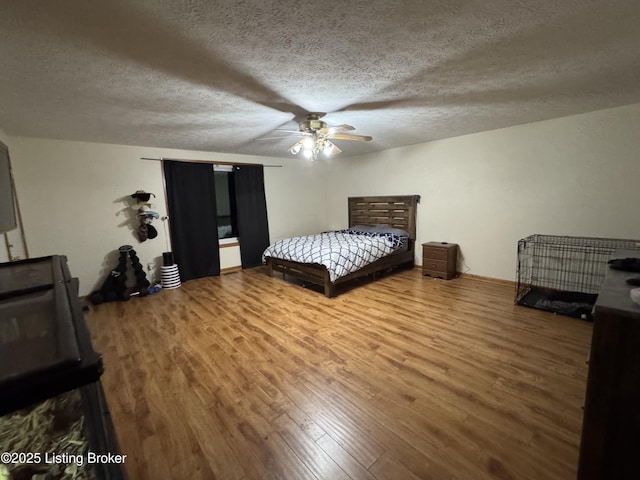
xmin=161 ymin=264 xmax=181 ymax=289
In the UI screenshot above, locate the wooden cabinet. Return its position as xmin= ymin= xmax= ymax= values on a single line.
xmin=577 ymin=249 xmax=640 ymax=480
xmin=422 ymin=242 xmax=458 ymax=280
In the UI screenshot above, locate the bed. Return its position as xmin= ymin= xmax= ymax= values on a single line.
xmin=264 ymin=195 xmax=420 ymax=297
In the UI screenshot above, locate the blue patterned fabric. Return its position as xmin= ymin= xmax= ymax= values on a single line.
xmin=263 ymin=231 xmax=401 ymax=282
xmin=335 ymin=229 xmax=404 ymax=248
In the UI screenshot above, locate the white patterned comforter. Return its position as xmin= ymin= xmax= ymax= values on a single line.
xmin=263 ymin=231 xmax=402 ymax=282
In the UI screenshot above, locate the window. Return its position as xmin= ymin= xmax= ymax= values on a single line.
xmin=213 ymin=165 xmax=239 ymax=242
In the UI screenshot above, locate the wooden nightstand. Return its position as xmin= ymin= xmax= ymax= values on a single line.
xmin=422 ymin=242 xmax=458 ymax=280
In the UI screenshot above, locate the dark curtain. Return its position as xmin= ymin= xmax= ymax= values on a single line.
xmin=233 ymin=165 xmax=270 ymax=268
xmin=163 ymin=160 xmax=220 ymax=281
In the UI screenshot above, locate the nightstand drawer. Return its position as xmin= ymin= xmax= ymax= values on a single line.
xmin=423 ymin=247 xmax=449 ymax=261
xmin=423 ymin=268 xmax=452 ymax=279
xmin=422 ymin=259 xmax=447 ymax=272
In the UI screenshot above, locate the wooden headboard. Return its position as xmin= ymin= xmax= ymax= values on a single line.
xmin=348 ymin=195 xmax=420 ymax=239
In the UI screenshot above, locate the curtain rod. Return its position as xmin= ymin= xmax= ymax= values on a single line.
xmin=140 ymin=156 xmax=282 ymax=167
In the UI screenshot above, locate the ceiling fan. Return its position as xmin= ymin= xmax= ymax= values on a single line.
xmin=278 ymin=112 xmax=373 ymax=161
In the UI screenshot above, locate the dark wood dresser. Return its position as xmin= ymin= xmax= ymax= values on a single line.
xmin=577 ymin=249 xmax=640 ymax=480
xmin=422 ymin=242 xmax=458 ymax=280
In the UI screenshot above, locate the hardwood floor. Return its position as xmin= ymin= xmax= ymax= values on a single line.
xmin=85 ymin=267 xmax=592 ymax=480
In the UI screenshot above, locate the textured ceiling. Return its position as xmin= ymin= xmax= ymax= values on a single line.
xmin=1 ymin=0 xmax=639 ymax=159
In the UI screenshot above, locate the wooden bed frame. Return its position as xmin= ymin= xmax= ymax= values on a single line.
xmin=265 ymin=195 xmax=420 ymax=297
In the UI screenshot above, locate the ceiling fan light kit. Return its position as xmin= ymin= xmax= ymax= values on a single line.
xmin=285 ymin=112 xmax=372 ymax=161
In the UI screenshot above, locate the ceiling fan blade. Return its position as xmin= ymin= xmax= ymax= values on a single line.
xmin=319 ymin=124 xmax=354 ymax=135
xmin=255 ymin=136 xmax=294 ymax=141
xmin=288 ymin=139 xmax=305 ymax=154
xmin=327 ymin=133 xmax=373 ymax=142
xmin=328 ymin=124 xmax=355 ymax=133
xmin=327 ymin=142 xmax=342 ymax=155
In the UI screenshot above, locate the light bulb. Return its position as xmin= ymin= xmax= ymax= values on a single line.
xmin=290 ymin=144 xmax=301 ymax=155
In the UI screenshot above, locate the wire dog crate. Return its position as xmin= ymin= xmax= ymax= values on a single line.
xmin=516 ymin=234 xmax=640 ymax=319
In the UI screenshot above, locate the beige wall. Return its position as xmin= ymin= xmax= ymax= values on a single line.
xmin=4 ymin=102 xmax=639 ymax=291
xmin=8 ymin=138 xmax=328 ymax=295
xmin=219 ymin=244 xmax=241 ymax=271
xmin=0 ymin=127 xmax=28 ymax=263
xmin=324 ymin=103 xmax=640 ymax=281
xmin=0 ymin=127 xmax=10 ymax=262
xmin=0 ymin=127 xmax=9 ymax=145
